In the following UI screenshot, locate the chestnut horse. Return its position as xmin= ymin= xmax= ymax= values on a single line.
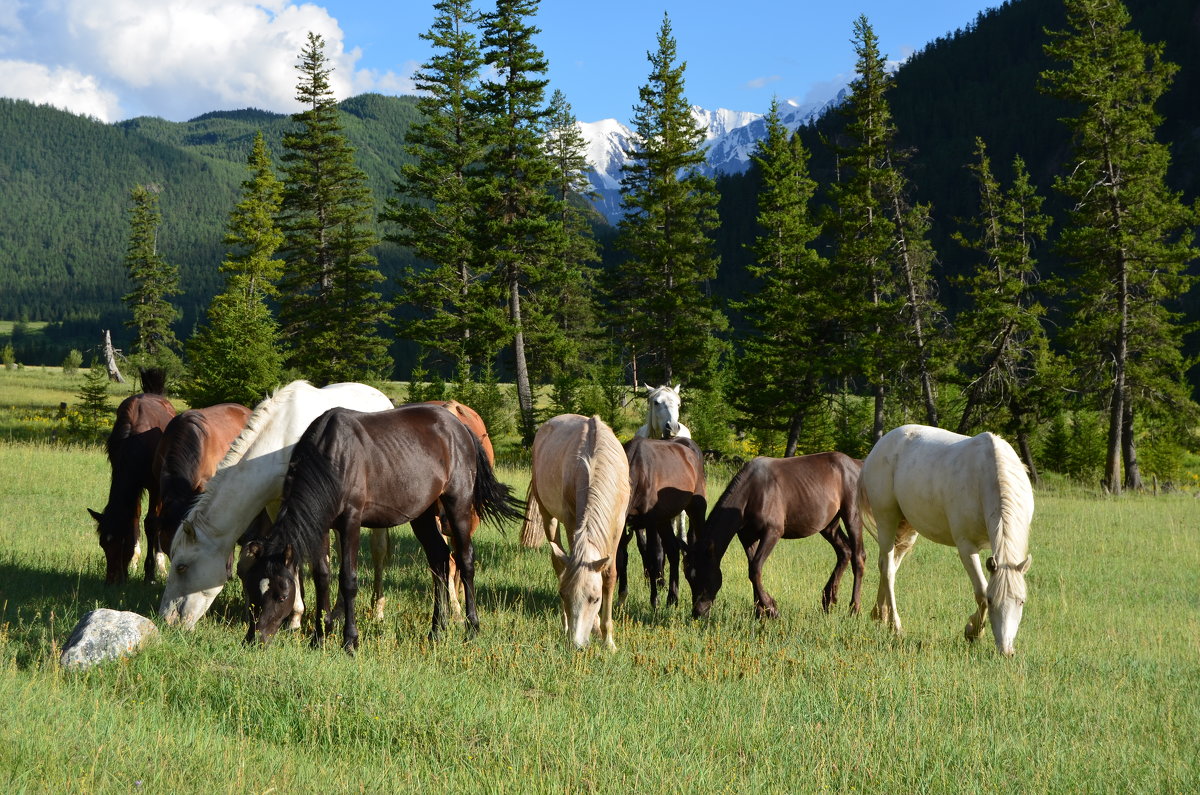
xmin=151 ymin=403 xmax=253 ymax=562
xmin=683 ymin=452 xmax=864 ymax=619
xmin=238 ymin=404 xmax=523 ymax=652
xmin=88 ymin=393 xmax=176 ymax=584
xmin=616 ymin=436 xmax=707 ymax=609
xmin=519 ymin=414 xmax=631 ymax=650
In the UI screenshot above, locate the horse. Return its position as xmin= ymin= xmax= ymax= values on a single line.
xmin=159 ymin=381 xmax=393 ymax=629
xmin=88 ymin=393 xmax=176 ymax=584
xmin=635 ymin=383 xmax=690 ymax=440
xmin=858 ymin=424 xmax=1034 ymax=656
xmin=616 ymin=436 xmax=707 ymax=609
xmin=683 ymin=452 xmax=865 ymax=620
xmin=519 ymin=414 xmax=631 ymax=650
xmin=151 ymin=402 xmax=252 ymax=560
xmin=237 ymin=404 xmax=524 ymax=652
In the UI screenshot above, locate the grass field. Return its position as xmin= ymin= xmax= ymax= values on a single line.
xmin=0 ymin=371 xmax=1198 ymax=792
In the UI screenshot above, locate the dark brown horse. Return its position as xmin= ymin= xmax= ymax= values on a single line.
xmin=682 ymin=452 xmax=864 ymax=619
xmin=616 ymin=436 xmax=707 ymax=609
xmin=88 ymin=393 xmax=177 ymax=584
xmin=237 ymin=404 xmax=524 ymax=652
xmin=152 ymin=402 xmax=252 ymax=559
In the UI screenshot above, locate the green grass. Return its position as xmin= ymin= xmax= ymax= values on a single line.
xmin=0 ymin=440 xmax=1197 ymax=793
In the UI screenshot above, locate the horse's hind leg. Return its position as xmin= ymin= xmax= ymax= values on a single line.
xmin=369 ymin=526 xmax=389 ymax=620
xmin=657 ymin=523 xmax=681 ymax=608
xmin=819 ymin=526 xmax=851 ymax=612
xmin=333 ymin=518 xmax=362 ymax=653
xmin=872 ymin=516 xmax=915 ymax=633
xmin=615 ymin=530 xmax=632 ymax=609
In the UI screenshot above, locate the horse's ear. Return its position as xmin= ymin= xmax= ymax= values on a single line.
xmin=642 ymin=383 xmax=653 ymax=393
xmin=548 ymin=541 xmax=570 ymax=567
xmin=88 ymin=508 xmax=102 ymax=523
xmin=986 ymin=556 xmax=996 ymax=574
xmin=1017 ymin=555 xmax=1032 ymax=574
xmin=673 ymin=384 xmax=682 ymax=395
xmin=585 ymin=556 xmax=610 ymax=573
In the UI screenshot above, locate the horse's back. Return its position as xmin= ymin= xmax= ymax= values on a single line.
xmin=532 ymin=414 xmax=628 ymax=530
xmin=623 ymin=436 xmax=705 ymax=517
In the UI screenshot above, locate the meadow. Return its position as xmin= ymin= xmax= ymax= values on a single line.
xmin=0 ymin=369 xmax=1198 ymax=793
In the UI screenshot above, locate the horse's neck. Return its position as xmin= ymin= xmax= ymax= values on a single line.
xmin=191 ymin=444 xmax=289 ymax=544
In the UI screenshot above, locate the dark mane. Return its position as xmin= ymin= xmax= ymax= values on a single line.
xmin=265 ymin=414 xmax=349 ymax=563
xmin=161 ymin=412 xmax=208 ymax=485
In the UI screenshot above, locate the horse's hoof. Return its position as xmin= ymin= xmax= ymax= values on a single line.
xmin=755 ymin=604 xmax=779 ymax=620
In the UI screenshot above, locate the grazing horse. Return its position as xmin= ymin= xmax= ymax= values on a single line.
xmin=683 ymin=452 xmax=865 ymax=620
xmin=859 ymin=424 xmax=1033 ymax=656
xmin=519 ymin=414 xmax=631 ymax=650
xmin=633 ymin=383 xmax=693 ymax=560
xmin=151 ymin=403 xmax=252 ymax=559
xmin=88 ymin=393 xmax=176 ymax=584
xmin=159 ymin=381 xmax=393 ymax=629
xmin=616 ymin=436 xmax=707 ymax=609
xmin=238 ymin=404 xmax=524 ymax=651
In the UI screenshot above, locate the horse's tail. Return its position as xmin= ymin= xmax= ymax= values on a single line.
xmin=855 ymin=464 xmax=878 ymax=542
xmin=519 ymin=482 xmax=545 ymax=548
xmin=471 ymin=433 xmax=525 ymax=533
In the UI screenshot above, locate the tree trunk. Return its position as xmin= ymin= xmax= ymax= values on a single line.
xmin=887 ymin=176 xmax=939 ymax=428
xmin=102 ymin=330 xmax=125 ymax=384
xmin=1016 ymin=426 xmax=1040 ymax=488
xmin=872 ymin=383 xmax=886 ymax=443
xmin=784 ymin=411 xmax=803 ymax=458
xmin=1103 ymin=259 xmax=1129 ymax=495
xmin=1103 ymin=384 xmax=1123 ymax=494
xmin=509 ymin=278 xmax=535 ymax=445
xmin=1122 ymin=398 xmax=1143 ymax=491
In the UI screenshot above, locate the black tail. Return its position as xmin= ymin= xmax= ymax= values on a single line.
xmin=471 ymin=434 xmax=526 ymax=532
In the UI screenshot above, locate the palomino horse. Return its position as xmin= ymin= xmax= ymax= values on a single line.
xmin=159 ymin=381 xmax=393 ymax=629
xmin=151 ymin=402 xmax=252 ymax=560
xmin=88 ymin=393 xmax=176 ymax=584
xmin=616 ymin=436 xmax=707 ymax=609
xmin=238 ymin=404 xmax=523 ymax=651
xmin=520 ymin=414 xmax=631 ymax=650
xmin=683 ymin=452 xmax=865 ymax=619
xmin=859 ymin=424 xmax=1034 ymax=656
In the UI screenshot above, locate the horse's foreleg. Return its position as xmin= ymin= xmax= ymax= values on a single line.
xmin=369 ymin=527 xmax=389 ymax=620
xmin=615 ymin=530 xmax=632 ymax=609
xmin=657 ymin=524 xmax=680 ymax=608
xmin=335 ymin=520 xmax=362 ymax=654
xmin=958 ymin=545 xmax=989 ymax=642
xmin=645 ymin=527 xmax=665 ymax=609
xmin=745 ymin=527 xmax=782 ymax=618
xmin=311 ymin=538 xmax=332 ymax=648
xmin=601 ymin=560 xmax=617 ymax=652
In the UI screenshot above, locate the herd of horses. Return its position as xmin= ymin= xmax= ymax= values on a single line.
xmin=87 ymin=381 xmax=1034 ymax=657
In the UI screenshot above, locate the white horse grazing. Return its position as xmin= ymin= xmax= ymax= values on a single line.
xmin=159 ymin=381 xmax=393 ymax=629
xmin=859 ymin=424 xmax=1033 ymax=656
xmin=519 ymin=414 xmax=631 ymax=650
xmin=635 ymin=383 xmax=690 ymax=441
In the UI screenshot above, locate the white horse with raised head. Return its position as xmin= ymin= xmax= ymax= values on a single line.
xmin=635 ymin=383 xmax=690 ymax=441
xmin=159 ymin=381 xmax=394 ymax=629
xmin=519 ymin=414 xmax=631 ymax=650
xmin=859 ymin=424 xmax=1033 ymax=656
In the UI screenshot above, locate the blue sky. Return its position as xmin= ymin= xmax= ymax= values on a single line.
xmin=0 ymin=0 xmax=1000 ymax=124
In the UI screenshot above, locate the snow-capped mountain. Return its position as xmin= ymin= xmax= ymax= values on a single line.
xmin=578 ymin=92 xmax=846 ymax=223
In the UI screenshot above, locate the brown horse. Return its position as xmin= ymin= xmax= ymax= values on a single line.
xmin=88 ymin=393 xmax=177 ymax=584
xmin=238 ymin=404 xmax=523 ymax=652
xmin=682 ymin=452 xmax=865 ymax=619
xmin=617 ymin=436 xmax=707 ymax=609
xmin=152 ymin=403 xmax=253 ymax=561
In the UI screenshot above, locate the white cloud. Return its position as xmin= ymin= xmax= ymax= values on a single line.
xmin=2 ymin=60 xmax=121 ymax=121
xmin=0 ymin=0 xmax=411 ymax=121
xmin=744 ymin=75 xmax=781 ymax=90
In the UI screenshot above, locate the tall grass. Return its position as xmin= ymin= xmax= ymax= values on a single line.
xmin=0 ymin=441 xmax=1197 ymax=792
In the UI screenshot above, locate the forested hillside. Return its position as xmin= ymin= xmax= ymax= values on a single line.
xmin=0 ymin=93 xmax=422 ymax=336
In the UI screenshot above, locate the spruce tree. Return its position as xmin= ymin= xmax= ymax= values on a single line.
xmin=383 ymin=0 xmax=496 ymax=373
xmin=1041 ymin=0 xmax=1199 ymax=492
xmin=613 ymin=13 xmax=727 ymax=390
xmin=123 ymin=183 xmax=182 ymax=392
xmin=952 ymin=139 xmax=1062 ymax=481
xmin=475 ymin=0 xmax=558 ymax=441
xmin=732 ymin=99 xmax=832 ymax=457
xmin=183 ymin=132 xmax=285 ymax=407
xmin=278 ymin=32 xmax=391 ymax=385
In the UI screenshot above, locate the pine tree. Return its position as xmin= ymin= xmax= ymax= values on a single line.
xmin=123 ymin=183 xmax=182 ymax=392
xmin=383 ymin=0 xmax=497 ymax=374
xmin=278 ymin=32 xmax=392 ymax=385
xmin=613 ymin=13 xmax=727 ymax=390
xmin=732 ymin=99 xmax=832 ymax=457
xmin=1041 ymin=0 xmax=1199 ymax=492
xmin=183 ymin=132 xmax=285 ymax=407
xmin=475 ymin=0 xmax=558 ymax=441
xmin=952 ymin=139 xmax=1062 ymax=482
xmin=76 ymin=361 xmax=112 ymax=440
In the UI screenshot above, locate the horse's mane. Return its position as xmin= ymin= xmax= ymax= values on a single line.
xmin=265 ymin=412 xmax=350 ymax=562
xmin=184 ymin=382 xmax=308 ymax=527
xmin=161 ymin=412 xmax=206 ymax=484
xmin=985 ymin=433 xmax=1034 ymax=601
xmin=573 ymin=416 xmax=628 ymax=560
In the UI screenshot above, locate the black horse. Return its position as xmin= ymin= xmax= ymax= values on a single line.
xmin=238 ymin=404 xmax=524 ymax=652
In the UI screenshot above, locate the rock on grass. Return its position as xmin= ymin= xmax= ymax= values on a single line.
xmin=60 ymin=608 xmax=159 ymax=670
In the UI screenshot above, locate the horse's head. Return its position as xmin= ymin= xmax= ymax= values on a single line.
xmin=159 ymin=518 xmax=233 ymax=628
xmin=88 ymin=506 xmax=138 ymax=585
xmin=237 ymin=539 xmax=298 ymax=645
xmin=549 ymin=541 xmax=608 ymax=649
xmin=986 ymin=554 xmax=1031 ymax=656
xmin=644 ymin=383 xmax=683 ymax=439
xmin=681 ymin=538 xmax=722 ymax=619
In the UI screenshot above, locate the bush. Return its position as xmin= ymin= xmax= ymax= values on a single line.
xmin=61 ymin=349 xmax=83 ymax=374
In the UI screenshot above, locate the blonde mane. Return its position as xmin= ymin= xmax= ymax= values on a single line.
xmin=571 ymin=416 xmax=629 ymax=562
xmin=986 ymin=432 xmax=1033 ymax=569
